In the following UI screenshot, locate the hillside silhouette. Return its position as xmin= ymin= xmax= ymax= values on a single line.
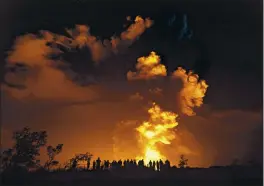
xmin=0 ymin=127 xmax=262 ymax=186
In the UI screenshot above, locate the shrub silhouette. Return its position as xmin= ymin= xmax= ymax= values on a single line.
xmin=1 ymin=127 xmax=47 ymax=170
xmin=1 ymin=127 xmax=64 ymax=173
xmin=44 ymin=144 xmax=64 ymax=171
xmin=178 ymin=155 xmax=188 ymax=168
xmin=64 ymin=152 xmax=93 ymax=170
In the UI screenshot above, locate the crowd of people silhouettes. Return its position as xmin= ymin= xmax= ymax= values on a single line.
xmin=73 ymin=157 xmax=173 ymax=171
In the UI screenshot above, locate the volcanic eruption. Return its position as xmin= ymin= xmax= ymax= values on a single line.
xmin=3 ymin=15 xmax=210 ymax=166
xmin=126 ymin=51 xmax=209 ymax=163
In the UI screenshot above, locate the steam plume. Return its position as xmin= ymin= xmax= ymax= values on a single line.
xmin=127 ymin=51 xmax=167 ymax=80
xmin=172 ymin=67 xmax=208 ymax=116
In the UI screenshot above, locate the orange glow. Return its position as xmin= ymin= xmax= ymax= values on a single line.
xmin=136 ymin=103 xmax=178 ymax=163
xmin=127 ymin=51 xmax=167 ymax=80
xmin=121 ymin=16 xmax=153 ymax=41
xmin=3 ymin=9 xmax=213 ymax=167
xmin=172 ymin=67 xmax=209 ymax=116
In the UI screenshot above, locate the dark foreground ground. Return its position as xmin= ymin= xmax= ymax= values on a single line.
xmin=1 ymin=166 xmax=262 ymax=186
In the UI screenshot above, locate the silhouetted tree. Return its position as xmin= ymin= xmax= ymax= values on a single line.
xmin=77 ymin=152 xmax=93 ymax=170
xmin=85 ymin=153 xmax=93 ymax=170
xmin=178 ymin=155 xmax=188 ymax=168
xmin=1 ymin=148 xmax=14 ymax=170
xmin=64 ymin=152 xmax=93 ymax=170
xmin=64 ymin=157 xmax=78 ymax=170
xmin=44 ymin=144 xmax=63 ymax=171
xmin=71 ymin=158 xmax=78 ymax=170
xmin=1 ymin=127 xmax=47 ymax=170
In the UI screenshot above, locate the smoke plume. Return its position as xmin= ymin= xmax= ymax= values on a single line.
xmin=2 ymin=14 xmax=261 ymax=168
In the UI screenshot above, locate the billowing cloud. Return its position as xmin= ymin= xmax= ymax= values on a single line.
xmin=2 ymin=13 xmax=260 ymax=169
xmin=127 ymin=52 xmax=208 ymax=116
xmin=3 ymin=34 xmax=99 ymax=101
xmin=172 ymin=67 xmax=208 ymax=116
xmin=65 ymin=16 xmax=153 ymax=62
xmin=127 ymin=51 xmax=167 ymax=80
xmin=3 ymin=16 xmax=153 ymax=101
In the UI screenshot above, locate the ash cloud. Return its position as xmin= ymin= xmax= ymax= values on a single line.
xmin=2 ymin=16 xmax=153 ymax=102
xmin=1 ymin=13 xmax=262 ymax=168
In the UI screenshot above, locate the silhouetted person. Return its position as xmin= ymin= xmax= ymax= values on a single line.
xmin=124 ymin=160 xmax=128 ymax=168
xmin=153 ymin=161 xmax=156 ymax=170
xmin=118 ymin=160 xmax=122 ymax=168
xmin=159 ymin=160 xmax=164 ymax=171
xmin=133 ymin=160 xmax=137 ymax=166
xmin=165 ymin=159 xmax=171 ymax=169
xmin=126 ymin=159 xmax=130 ymax=168
xmin=107 ymin=160 xmax=110 ymax=169
xmin=96 ymin=157 xmax=101 ymax=170
xmin=87 ymin=160 xmax=90 ymax=170
xmin=92 ymin=160 xmax=96 ymax=170
xmin=130 ymin=160 xmax=133 ymax=167
xmin=111 ymin=160 xmax=117 ymax=169
xmin=104 ymin=160 xmax=110 ymax=169
xmin=149 ymin=160 xmax=153 ymax=168
xmin=138 ymin=160 xmax=142 ymax=167
xmin=156 ymin=161 xmax=160 ymax=171
xmin=138 ymin=160 xmax=144 ymax=168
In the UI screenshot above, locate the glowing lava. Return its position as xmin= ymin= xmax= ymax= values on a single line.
xmin=136 ymin=103 xmax=178 ymax=163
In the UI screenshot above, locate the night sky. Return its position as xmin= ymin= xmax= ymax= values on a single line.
xmin=1 ymin=0 xmax=263 ymax=167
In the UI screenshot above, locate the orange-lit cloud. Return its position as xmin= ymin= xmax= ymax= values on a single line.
xmin=120 ymin=16 xmax=153 ymax=41
xmin=172 ymin=67 xmax=209 ymax=116
xmin=127 ymin=52 xmax=208 ymax=116
xmin=127 ymin=51 xmax=167 ymax=80
xmin=3 ymin=34 xmax=99 ymax=101
xmin=3 ymin=13 xmax=260 ymax=170
xmin=66 ymin=16 xmax=153 ymax=62
xmin=149 ymin=87 xmax=163 ymax=96
xmin=129 ymin=92 xmax=144 ymax=101
xmin=3 ymin=16 xmax=153 ymax=101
